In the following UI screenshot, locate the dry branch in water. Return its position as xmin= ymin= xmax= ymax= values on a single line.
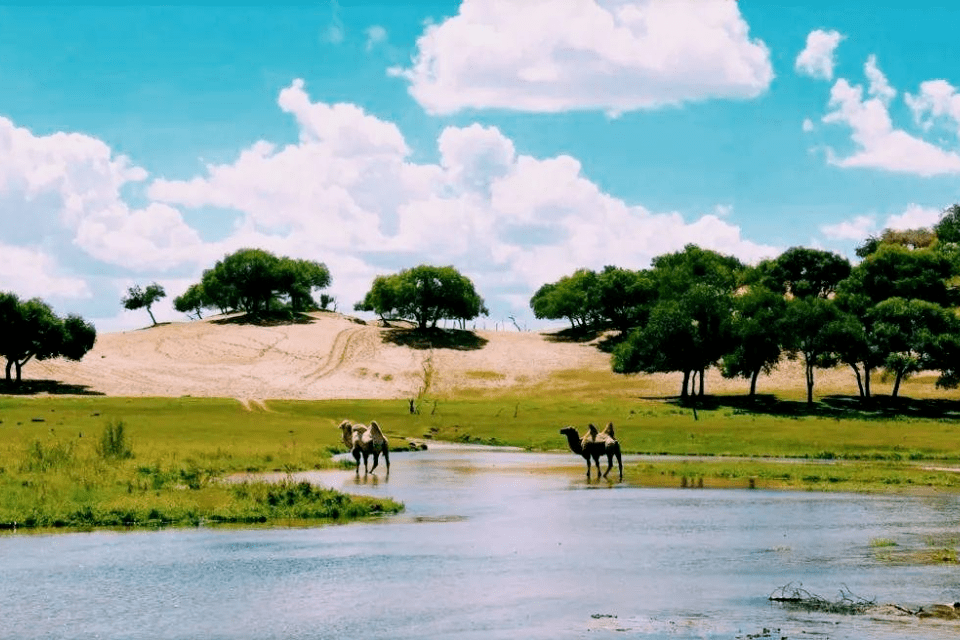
xmin=769 ymin=583 xmax=877 ymax=615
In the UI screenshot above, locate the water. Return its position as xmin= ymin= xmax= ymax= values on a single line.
xmin=3 ymin=445 xmax=960 ymax=639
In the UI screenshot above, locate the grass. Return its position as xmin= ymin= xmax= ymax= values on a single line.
xmin=3 ymin=377 xmax=960 ymax=532
xmin=0 ymin=397 xmax=402 ymax=532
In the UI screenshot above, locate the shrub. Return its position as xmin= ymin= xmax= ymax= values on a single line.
xmin=97 ymin=420 xmax=133 ymax=460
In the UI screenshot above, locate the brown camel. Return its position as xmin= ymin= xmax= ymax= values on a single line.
xmin=559 ymin=422 xmax=622 ymax=480
xmin=338 ymin=419 xmax=390 ymax=474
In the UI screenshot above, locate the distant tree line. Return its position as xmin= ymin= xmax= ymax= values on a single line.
xmin=531 ymin=204 xmax=960 ymax=405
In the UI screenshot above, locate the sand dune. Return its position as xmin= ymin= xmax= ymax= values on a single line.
xmin=27 ymin=311 xmax=954 ymax=402
xmin=31 ymin=312 xmax=613 ymax=400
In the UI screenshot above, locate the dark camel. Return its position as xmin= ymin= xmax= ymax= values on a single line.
xmin=560 ymin=422 xmax=622 ymax=480
xmin=338 ymin=419 xmax=390 ymax=474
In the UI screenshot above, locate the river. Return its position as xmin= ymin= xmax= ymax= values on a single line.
xmin=2 ymin=444 xmax=960 ymax=639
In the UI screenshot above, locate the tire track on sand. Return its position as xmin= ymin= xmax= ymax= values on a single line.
xmin=302 ymin=326 xmax=378 ymax=382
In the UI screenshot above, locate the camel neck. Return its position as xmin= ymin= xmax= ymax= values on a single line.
xmin=564 ymin=431 xmax=583 ymax=454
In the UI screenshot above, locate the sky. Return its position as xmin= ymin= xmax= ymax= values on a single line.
xmin=2 ymin=1 xmax=960 ymax=333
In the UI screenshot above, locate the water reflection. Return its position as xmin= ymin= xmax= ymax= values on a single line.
xmin=2 ymin=444 xmax=960 ymax=639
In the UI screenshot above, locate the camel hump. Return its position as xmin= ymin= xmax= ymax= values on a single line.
xmin=602 ymin=422 xmax=616 ymax=439
xmin=587 ymin=423 xmax=599 ymax=438
xmin=368 ymin=420 xmax=384 ymax=438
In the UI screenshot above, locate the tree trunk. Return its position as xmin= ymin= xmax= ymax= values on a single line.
xmin=749 ymin=369 xmax=759 ymax=398
xmin=864 ymin=368 xmax=871 ymax=398
xmin=698 ymin=368 xmax=705 ymax=397
xmin=14 ymin=360 xmax=22 ymax=384
xmin=680 ymin=370 xmax=690 ymax=400
xmin=4 ymin=359 xmax=11 ymax=382
xmin=849 ymin=364 xmax=864 ymax=398
xmin=805 ymin=361 xmax=815 ymax=405
xmin=147 ymin=307 xmax=157 ymax=325
xmin=892 ymin=370 xmax=903 ymax=398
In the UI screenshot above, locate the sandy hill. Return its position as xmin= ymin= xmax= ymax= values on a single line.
xmin=28 ymin=311 xmax=949 ymax=402
xmin=31 ymin=312 xmax=615 ymax=401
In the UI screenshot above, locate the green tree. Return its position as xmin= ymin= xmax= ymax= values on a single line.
xmin=934 ymin=203 xmax=960 ymax=244
xmin=651 ymin=244 xmax=745 ymax=297
xmin=841 ymin=244 xmax=954 ymax=306
xmin=614 ymin=283 xmax=731 ymax=399
xmin=529 ymin=269 xmax=598 ymax=329
xmin=122 ymin=282 xmax=166 ymax=326
xmin=721 ymin=286 xmax=786 ymax=397
xmin=356 ymin=265 xmax=487 ymax=330
xmin=198 ymin=248 xmax=331 ymax=316
xmin=782 ymin=297 xmax=842 ymax=406
xmin=0 ymin=292 xmax=96 ymax=383
xmin=173 ymin=283 xmax=209 ymax=319
xmin=870 ymin=297 xmax=959 ymax=397
xmin=594 ymin=266 xmax=656 ymax=332
xmin=753 ymin=246 xmax=851 ymax=299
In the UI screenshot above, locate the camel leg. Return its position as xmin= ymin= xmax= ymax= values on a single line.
xmin=383 ymin=445 xmax=390 ymax=472
xmin=362 ymin=451 xmax=371 ymax=474
xmin=370 ymin=451 xmax=380 ymax=473
xmin=584 ymin=456 xmax=591 ymax=478
xmin=603 ymin=453 xmax=613 ymax=479
xmin=352 ymin=449 xmax=362 ymax=473
xmin=616 ymin=450 xmax=623 ymax=481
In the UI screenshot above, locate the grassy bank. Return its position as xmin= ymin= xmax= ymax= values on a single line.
xmin=0 ymin=397 xmax=402 ymax=532
xmin=2 ymin=391 xmax=960 ymax=531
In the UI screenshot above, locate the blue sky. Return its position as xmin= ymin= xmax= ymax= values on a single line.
xmin=2 ymin=1 xmax=960 ymax=332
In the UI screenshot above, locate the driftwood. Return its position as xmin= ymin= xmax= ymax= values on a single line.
xmin=769 ymin=583 xmax=960 ymax=619
xmin=769 ymin=583 xmax=877 ymax=615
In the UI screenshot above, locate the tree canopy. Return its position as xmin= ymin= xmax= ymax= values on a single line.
xmin=355 ymin=264 xmax=487 ymax=330
xmin=122 ymin=282 xmax=166 ymax=326
xmin=0 ymin=292 xmax=96 ymax=383
xmin=190 ymin=248 xmax=331 ymax=317
xmin=753 ymin=246 xmax=851 ymax=299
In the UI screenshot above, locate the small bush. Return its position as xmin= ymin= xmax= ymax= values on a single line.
xmin=97 ymin=420 xmax=133 ymax=461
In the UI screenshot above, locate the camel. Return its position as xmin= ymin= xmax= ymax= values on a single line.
xmin=338 ymin=419 xmax=390 ymax=474
xmin=559 ymin=422 xmax=622 ymax=480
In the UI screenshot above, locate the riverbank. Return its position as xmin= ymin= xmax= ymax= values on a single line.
xmin=3 ymin=394 xmax=960 ymax=532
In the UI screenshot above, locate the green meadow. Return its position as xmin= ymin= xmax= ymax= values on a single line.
xmin=3 ymin=375 xmax=960 ymax=532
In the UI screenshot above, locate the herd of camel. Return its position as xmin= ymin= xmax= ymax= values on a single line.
xmin=337 ymin=419 xmax=623 ymax=481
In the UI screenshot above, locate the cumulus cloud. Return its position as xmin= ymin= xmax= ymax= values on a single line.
xmin=795 ymin=29 xmax=843 ymax=81
xmin=391 ymin=0 xmax=773 ymax=115
xmin=150 ymin=79 xmax=776 ymax=317
xmin=906 ymin=79 xmax=960 ymax=136
xmin=0 ymin=116 xmax=204 ymax=279
xmin=820 ymin=204 xmax=943 ymax=242
xmin=0 ymin=243 xmax=91 ymax=300
xmin=820 ymin=215 xmax=876 ymax=241
xmin=819 ymin=57 xmax=960 ymax=176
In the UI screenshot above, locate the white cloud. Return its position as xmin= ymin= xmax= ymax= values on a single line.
xmin=391 ymin=0 xmax=773 ymax=115
xmin=150 ymin=79 xmax=777 ymax=318
xmin=795 ymin=29 xmax=843 ymax=81
xmin=0 ymin=243 xmax=90 ymax=300
xmin=365 ymin=25 xmax=387 ymax=51
xmin=802 ymin=118 xmax=815 ymax=132
xmin=905 ymin=79 xmax=960 ymax=136
xmin=864 ymin=54 xmax=895 ymax=103
xmin=820 ymin=204 xmax=943 ymax=243
xmin=0 ymin=116 xmax=203 ymax=272
xmin=820 ymin=58 xmax=960 ymax=176
xmin=821 ymin=215 xmax=875 ymax=241
xmin=884 ymin=203 xmax=942 ymax=230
